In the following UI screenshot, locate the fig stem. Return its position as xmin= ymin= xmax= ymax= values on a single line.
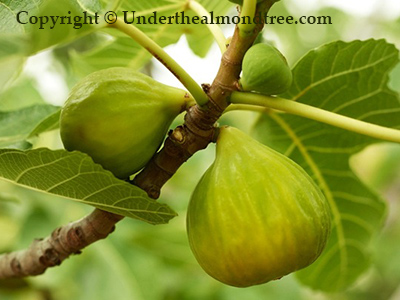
xmin=108 ymin=18 xmax=209 ymax=106
xmin=230 ymin=92 xmax=400 ymax=143
xmin=188 ymin=0 xmax=227 ymax=54
xmin=238 ymin=0 xmax=258 ymax=35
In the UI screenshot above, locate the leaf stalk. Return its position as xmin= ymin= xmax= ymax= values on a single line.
xmin=187 ymin=0 xmax=227 ymax=54
xmin=230 ymin=92 xmax=400 ymax=143
xmin=109 ymin=18 xmax=209 ymax=106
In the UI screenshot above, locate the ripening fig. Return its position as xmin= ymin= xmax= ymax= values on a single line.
xmin=240 ymin=43 xmax=292 ymax=95
xmin=186 ymin=126 xmax=331 ymax=287
xmin=60 ymin=67 xmax=191 ymax=179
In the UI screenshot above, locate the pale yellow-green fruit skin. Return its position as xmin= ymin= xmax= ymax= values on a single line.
xmin=60 ymin=67 xmax=189 ymax=179
xmin=240 ymin=43 xmax=292 ymax=95
xmin=187 ymin=126 xmax=331 ymax=287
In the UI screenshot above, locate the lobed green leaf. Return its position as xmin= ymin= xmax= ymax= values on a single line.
xmin=254 ymin=39 xmax=400 ymax=291
xmin=0 ymin=148 xmax=177 ymax=224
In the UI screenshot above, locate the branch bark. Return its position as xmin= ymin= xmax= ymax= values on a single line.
xmin=0 ymin=1 xmax=273 ymax=279
xmin=0 ymin=210 xmax=123 ymax=278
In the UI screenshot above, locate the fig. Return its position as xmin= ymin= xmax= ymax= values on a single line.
xmin=60 ymin=67 xmax=191 ymax=179
xmin=186 ymin=126 xmax=331 ymax=287
xmin=240 ymin=43 xmax=292 ymax=95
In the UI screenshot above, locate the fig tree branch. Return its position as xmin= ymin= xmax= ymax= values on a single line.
xmin=0 ymin=0 xmax=276 ymax=279
xmin=0 ymin=209 xmax=123 ymax=279
xmin=229 ymin=92 xmax=400 ymax=143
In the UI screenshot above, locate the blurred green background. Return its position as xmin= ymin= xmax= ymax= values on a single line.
xmin=1 ymin=0 xmax=400 ymax=299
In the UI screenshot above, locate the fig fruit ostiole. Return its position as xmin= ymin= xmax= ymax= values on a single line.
xmin=60 ymin=67 xmax=193 ymax=179
xmin=240 ymin=43 xmax=292 ymax=95
xmin=187 ymin=126 xmax=331 ymax=287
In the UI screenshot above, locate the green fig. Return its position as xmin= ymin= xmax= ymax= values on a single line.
xmin=60 ymin=67 xmax=191 ymax=179
xmin=187 ymin=126 xmax=331 ymax=287
xmin=240 ymin=43 xmax=292 ymax=95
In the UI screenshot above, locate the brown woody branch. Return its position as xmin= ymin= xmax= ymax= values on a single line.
xmin=0 ymin=1 xmax=273 ymax=279
xmin=0 ymin=210 xmax=123 ymax=278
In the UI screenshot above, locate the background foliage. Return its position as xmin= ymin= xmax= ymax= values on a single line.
xmin=0 ymin=0 xmax=400 ymax=299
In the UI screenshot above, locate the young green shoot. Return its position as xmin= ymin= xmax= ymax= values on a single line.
xmin=109 ymin=18 xmax=209 ymax=106
xmin=238 ymin=0 xmax=257 ymax=35
xmin=188 ymin=0 xmax=227 ymax=53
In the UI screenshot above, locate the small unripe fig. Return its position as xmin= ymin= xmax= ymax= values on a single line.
xmin=60 ymin=67 xmax=190 ymax=179
xmin=187 ymin=127 xmax=331 ymax=287
xmin=240 ymin=43 xmax=292 ymax=95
